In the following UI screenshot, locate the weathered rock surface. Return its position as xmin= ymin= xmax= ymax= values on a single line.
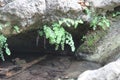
xmin=76 ymin=20 xmax=120 ymax=64
xmin=60 ymin=61 xmax=101 ymax=79
xmin=88 ymin=0 xmax=120 ymax=10
xmin=0 ymin=0 xmax=120 ymax=36
xmin=0 ymin=0 xmax=83 ymax=36
xmin=77 ymin=59 xmax=120 ymax=80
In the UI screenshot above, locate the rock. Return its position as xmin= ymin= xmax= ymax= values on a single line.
xmin=88 ymin=0 xmax=120 ymax=10
xmin=0 ymin=0 xmax=83 ymax=36
xmin=76 ymin=20 xmax=120 ymax=64
xmin=0 ymin=0 xmax=46 ymax=27
xmin=61 ymin=61 xmax=101 ymax=79
xmin=0 ymin=0 xmax=120 ymax=36
xmin=77 ymin=59 xmax=120 ymax=80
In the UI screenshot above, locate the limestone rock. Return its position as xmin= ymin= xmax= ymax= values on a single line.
xmin=76 ymin=20 xmax=120 ymax=64
xmin=77 ymin=59 xmax=120 ymax=80
xmin=0 ymin=0 xmax=120 ymax=36
xmin=88 ymin=0 xmax=120 ymax=10
xmin=0 ymin=0 xmax=83 ymax=36
xmin=0 ymin=0 xmax=46 ymax=27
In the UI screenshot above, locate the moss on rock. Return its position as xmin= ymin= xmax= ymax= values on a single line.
xmin=77 ymin=30 xmax=107 ymax=54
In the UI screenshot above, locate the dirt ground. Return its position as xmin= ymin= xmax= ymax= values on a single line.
xmin=0 ymin=52 xmax=101 ymax=80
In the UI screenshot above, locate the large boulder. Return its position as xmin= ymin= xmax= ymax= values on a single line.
xmin=0 ymin=0 xmax=83 ymax=36
xmin=0 ymin=0 xmax=83 ymax=52
xmin=88 ymin=0 xmax=120 ymax=9
xmin=77 ymin=59 xmax=120 ymax=80
xmin=76 ymin=20 xmax=120 ymax=64
xmin=0 ymin=0 xmax=120 ymax=36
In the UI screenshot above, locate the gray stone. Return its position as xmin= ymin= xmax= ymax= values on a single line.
xmin=0 ymin=0 xmax=83 ymax=34
xmin=0 ymin=0 xmax=120 ymax=36
xmin=0 ymin=0 xmax=46 ymax=27
xmin=77 ymin=59 xmax=120 ymax=80
xmin=88 ymin=0 xmax=120 ymax=10
xmin=76 ymin=20 xmax=120 ymax=64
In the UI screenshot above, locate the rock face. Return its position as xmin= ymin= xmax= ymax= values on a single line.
xmin=0 ymin=0 xmax=83 ymax=36
xmin=88 ymin=0 xmax=120 ymax=10
xmin=0 ymin=0 xmax=120 ymax=36
xmin=77 ymin=59 xmax=120 ymax=80
xmin=76 ymin=20 xmax=120 ymax=64
xmin=0 ymin=0 xmax=46 ymax=27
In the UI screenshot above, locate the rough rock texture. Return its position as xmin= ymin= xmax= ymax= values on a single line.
xmin=89 ymin=0 xmax=120 ymax=10
xmin=77 ymin=59 xmax=120 ymax=80
xmin=76 ymin=20 xmax=120 ymax=64
xmin=0 ymin=0 xmax=83 ymax=36
xmin=0 ymin=0 xmax=120 ymax=36
xmin=0 ymin=0 xmax=46 ymax=27
xmin=61 ymin=61 xmax=101 ymax=79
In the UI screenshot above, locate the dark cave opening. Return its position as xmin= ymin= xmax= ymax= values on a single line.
xmin=1 ymin=22 xmax=91 ymax=62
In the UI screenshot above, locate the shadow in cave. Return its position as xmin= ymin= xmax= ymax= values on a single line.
xmin=2 ymin=23 xmax=91 ymax=62
xmin=64 ymin=22 xmax=91 ymax=49
xmin=0 ymin=23 xmax=92 ymax=80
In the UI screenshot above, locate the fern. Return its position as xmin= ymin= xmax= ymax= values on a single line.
xmin=59 ymin=18 xmax=83 ymax=28
xmin=90 ymin=15 xmax=110 ymax=30
xmin=39 ymin=18 xmax=83 ymax=52
xmin=84 ymin=7 xmax=110 ymax=30
xmin=40 ymin=23 xmax=75 ymax=51
xmin=13 ymin=26 xmax=20 ymax=33
xmin=0 ymin=22 xmax=11 ymax=61
xmin=0 ymin=34 xmax=11 ymax=61
xmin=112 ymin=11 xmax=120 ymax=17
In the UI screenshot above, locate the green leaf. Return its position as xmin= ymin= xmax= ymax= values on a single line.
xmin=85 ymin=8 xmax=91 ymax=16
xmin=38 ymin=31 xmax=43 ymax=36
xmin=0 ymin=24 xmax=3 ymax=30
xmin=0 ymin=52 xmax=5 ymax=61
xmin=59 ymin=20 xmax=63 ymax=25
xmin=14 ymin=26 xmax=20 ymax=33
xmin=74 ymin=21 xmax=78 ymax=28
xmin=5 ymin=47 xmax=11 ymax=55
xmin=65 ymin=22 xmax=71 ymax=27
xmin=77 ymin=20 xmax=84 ymax=24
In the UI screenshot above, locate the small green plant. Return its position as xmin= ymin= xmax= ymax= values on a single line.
xmin=39 ymin=18 xmax=83 ymax=52
xmin=58 ymin=18 xmax=83 ymax=28
xmin=112 ymin=11 xmax=120 ymax=17
xmin=90 ymin=15 xmax=110 ymax=30
xmin=13 ymin=26 xmax=20 ymax=33
xmin=0 ymin=22 xmax=11 ymax=61
xmin=84 ymin=7 xmax=110 ymax=30
xmin=0 ymin=34 xmax=11 ymax=61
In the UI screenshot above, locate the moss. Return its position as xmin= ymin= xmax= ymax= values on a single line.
xmin=78 ymin=30 xmax=107 ymax=53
